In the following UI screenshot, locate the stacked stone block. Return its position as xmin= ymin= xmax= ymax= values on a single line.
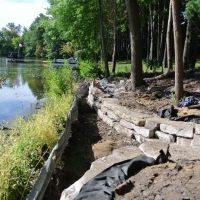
xmin=87 ymin=84 xmax=200 ymax=147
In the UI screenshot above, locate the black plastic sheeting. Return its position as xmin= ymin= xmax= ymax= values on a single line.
xmin=74 ymin=148 xmax=170 ymax=200
xmin=159 ymin=105 xmax=200 ymax=124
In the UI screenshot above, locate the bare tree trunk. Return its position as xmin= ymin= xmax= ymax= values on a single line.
xmin=162 ymin=44 xmax=167 ymax=70
xmin=143 ymin=1 xmax=173 ymax=83
xmin=148 ymin=4 xmax=156 ymax=70
xmin=111 ymin=0 xmax=117 ymax=73
xmin=156 ymin=1 xmax=160 ymax=63
xmin=183 ymin=19 xmax=192 ymax=69
xmin=147 ymin=10 xmax=151 ymax=60
xmin=158 ymin=0 xmax=168 ymax=66
xmin=125 ymin=0 xmax=142 ymax=89
xmin=166 ymin=0 xmax=172 ymax=71
xmin=171 ymin=0 xmax=183 ymax=102
xmin=98 ymin=0 xmax=109 ymax=77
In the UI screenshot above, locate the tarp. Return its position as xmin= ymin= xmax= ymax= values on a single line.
xmin=177 ymin=96 xmax=199 ymax=107
xmin=74 ymin=148 xmax=170 ymax=200
xmin=159 ymin=105 xmax=200 ymax=123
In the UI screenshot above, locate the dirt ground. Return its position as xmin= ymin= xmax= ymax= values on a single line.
xmin=44 ymin=74 xmax=200 ymax=200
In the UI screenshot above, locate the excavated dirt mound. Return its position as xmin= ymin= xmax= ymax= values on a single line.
xmin=44 ymin=75 xmax=200 ymax=200
xmin=118 ymin=77 xmax=200 ymax=116
xmin=114 ymin=160 xmax=200 ymax=200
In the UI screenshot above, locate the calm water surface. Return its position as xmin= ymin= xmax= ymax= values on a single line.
xmin=0 ymin=57 xmax=48 ymax=128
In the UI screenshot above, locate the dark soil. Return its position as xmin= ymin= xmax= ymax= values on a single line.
xmin=44 ymin=75 xmax=200 ymax=200
xmin=43 ymin=97 xmax=139 ymax=200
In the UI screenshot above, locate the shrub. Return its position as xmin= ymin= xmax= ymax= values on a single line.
xmin=79 ymin=61 xmax=104 ymax=79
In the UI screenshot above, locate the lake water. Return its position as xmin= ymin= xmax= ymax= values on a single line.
xmin=0 ymin=57 xmax=48 ymax=128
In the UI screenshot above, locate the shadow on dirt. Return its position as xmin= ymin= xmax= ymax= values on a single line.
xmin=43 ymin=97 xmax=102 ymax=200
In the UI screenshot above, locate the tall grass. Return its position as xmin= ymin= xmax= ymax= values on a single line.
xmin=0 ymin=65 xmax=76 ymax=199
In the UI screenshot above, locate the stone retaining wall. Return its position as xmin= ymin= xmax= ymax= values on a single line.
xmin=87 ymin=84 xmax=200 ymax=147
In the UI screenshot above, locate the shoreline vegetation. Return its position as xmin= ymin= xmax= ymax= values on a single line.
xmin=0 ymin=58 xmax=200 ymax=199
xmin=0 ymin=64 xmax=76 ymax=200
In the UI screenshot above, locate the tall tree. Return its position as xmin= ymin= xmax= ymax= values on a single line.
xmin=183 ymin=18 xmax=192 ymax=69
xmin=171 ymin=0 xmax=183 ymax=102
xmin=166 ymin=0 xmax=173 ymax=71
xmin=125 ymin=0 xmax=142 ymax=89
xmin=98 ymin=0 xmax=110 ymax=77
xmin=111 ymin=0 xmax=117 ymax=73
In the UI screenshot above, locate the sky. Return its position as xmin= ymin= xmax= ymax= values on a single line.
xmin=0 ymin=0 xmax=49 ymax=29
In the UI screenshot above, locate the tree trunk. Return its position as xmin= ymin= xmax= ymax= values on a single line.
xmin=125 ymin=0 xmax=142 ymax=89
xmin=146 ymin=10 xmax=151 ymax=60
xmin=98 ymin=0 xmax=109 ymax=77
xmin=148 ymin=4 xmax=156 ymax=70
xmin=158 ymin=0 xmax=168 ymax=66
xmin=156 ymin=1 xmax=160 ymax=63
xmin=183 ymin=19 xmax=192 ymax=70
xmin=188 ymin=19 xmax=198 ymax=69
xmin=111 ymin=0 xmax=117 ymax=73
xmin=166 ymin=0 xmax=172 ymax=71
xmin=171 ymin=0 xmax=183 ymax=102
xmin=162 ymin=44 xmax=167 ymax=70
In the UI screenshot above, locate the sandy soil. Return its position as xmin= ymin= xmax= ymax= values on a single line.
xmin=44 ymin=75 xmax=200 ymax=200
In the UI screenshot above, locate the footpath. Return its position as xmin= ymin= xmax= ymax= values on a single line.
xmin=45 ymin=77 xmax=200 ymax=200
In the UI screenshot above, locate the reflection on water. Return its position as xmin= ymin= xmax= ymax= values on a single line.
xmin=0 ymin=57 xmax=48 ymax=127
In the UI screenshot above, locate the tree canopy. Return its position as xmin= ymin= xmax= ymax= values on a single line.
xmin=1 ymin=0 xmax=200 ymax=100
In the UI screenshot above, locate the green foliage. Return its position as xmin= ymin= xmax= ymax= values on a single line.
xmin=22 ymin=14 xmax=48 ymax=58
xmin=143 ymin=58 xmax=160 ymax=73
xmin=0 ymin=65 xmax=75 ymax=199
xmin=109 ymin=61 xmax=131 ymax=78
xmin=44 ymin=64 xmax=76 ymax=96
xmin=0 ymin=24 xmax=22 ymax=56
xmin=186 ymin=0 xmax=200 ymax=18
xmin=79 ymin=61 xmax=104 ymax=79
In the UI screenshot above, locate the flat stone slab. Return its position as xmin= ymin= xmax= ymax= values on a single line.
xmin=148 ymin=116 xmax=195 ymax=138
xmin=194 ymin=123 xmax=200 ymax=134
xmin=102 ymin=98 xmax=151 ymax=126
xmin=60 ymin=146 xmax=143 ymax=200
xmin=155 ymin=130 xmax=176 ymax=143
xmin=101 ymin=107 xmax=121 ymax=121
xmin=176 ymin=137 xmax=192 ymax=146
xmin=160 ymin=123 xmax=194 ymax=138
xmin=139 ymin=140 xmax=200 ymax=161
xmin=191 ymin=134 xmax=200 ymax=146
xmin=113 ymin=122 xmax=135 ymax=138
xmin=98 ymin=109 xmax=114 ymax=127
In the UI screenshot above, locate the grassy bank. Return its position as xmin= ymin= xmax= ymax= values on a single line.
xmin=0 ymin=65 xmax=76 ymax=200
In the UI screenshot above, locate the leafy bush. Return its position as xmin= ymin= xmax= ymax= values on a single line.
xmin=44 ymin=64 xmax=76 ymax=97
xmin=79 ymin=61 xmax=104 ymax=79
